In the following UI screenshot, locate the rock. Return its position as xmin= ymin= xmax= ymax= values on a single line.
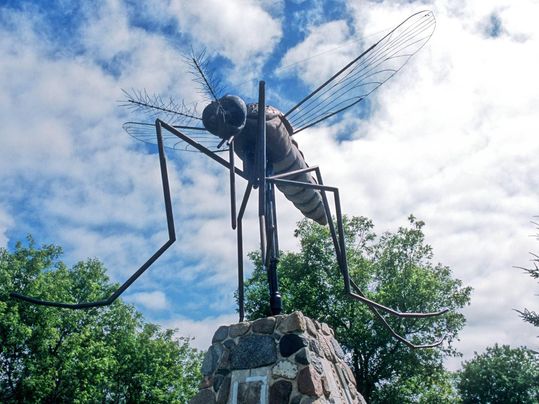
xmin=290 ymin=395 xmax=302 ymax=404
xmin=313 ymin=319 xmax=322 ymax=331
xmin=330 ymin=337 xmax=345 ymax=360
xmin=305 ymin=317 xmax=318 ymax=337
xmin=317 ymin=336 xmax=334 ymax=361
xmin=320 ymin=322 xmax=333 ymax=336
xmin=223 ymin=339 xmax=236 ymax=350
xmin=295 ymin=347 xmax=311 ymax=365
xmin=272 ymin=359 xmax=299 ymax=379
xmin=230 ymin=335 xmax=277 ymax=369
xmin=189 ymin=388 xmax=216 ymax=404
xmin=217 ymin=349 xmax=230 ymax=371
xmin=213 ymin=374 xmax=224 ymax=392
xmin=321 ymin=376 xmax=331 ymax=397
xmin=298 ymin=366 xmax=324 ymax=397
xmin=278 ymin=311 xmax=306 ymax=333
xmin=309 ymin=339 xmax=321 ymax=356
xmin=311 ymin=354 xmax=323 ymax=375
xmin=280 ymin=333 xmax=308 ymax=357
xmin=343 ymin=364 xmax=356 ymax=386
xmin=269 ymin=380 xmax=293 ymax=404
xmin=300 ymin=397 xmax=328 ymax=404
xmin=229 ymin=321 xmax=251 ymax=338
xmin=212 ymin=325 xmax=229 ymax=343
xmin=252 ymin=317 xmax=276 ymax=334
xmin=216 ymin=368 xmax=230 ymax=376
xmin=273 ymin=314 xmax=286 ymax=329
xmin=202 ymin=344 xmax=224 ymax=376
xmin=216 ymin=376 xmax=231 ymax=404
xmin=195 ymin=314 xmax=366 ymax=404
xmin=199 ymin=375 xmax=212 ymax=389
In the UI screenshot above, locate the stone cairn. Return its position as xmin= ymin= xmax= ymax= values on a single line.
xmin=189 ymin=311 xmax=366 ymax=404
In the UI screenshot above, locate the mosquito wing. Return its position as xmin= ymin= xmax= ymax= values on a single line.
xmin=121 ymin=87 xmax=227 ymax=152
xmin=284 ymin=10 xmax=436 ymax=134
xmin=123 ymin=122 xmax=226 ymax=153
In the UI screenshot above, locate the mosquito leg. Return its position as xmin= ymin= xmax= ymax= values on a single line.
xmin=158 ymin=120 xmax=248 ymax=180
xmin=236 ymin=182 xmax=253 ymax=321
xmin=274 ymin=171 xmax=447 ymax=348
xmin=10 ymin=120 xmax=176 ymax=309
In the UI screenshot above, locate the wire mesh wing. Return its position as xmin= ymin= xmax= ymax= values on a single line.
xmin=284 ymin=10 xmax=436 ymax=134
xmin=123 ymin=122 xmax=226 ymax=153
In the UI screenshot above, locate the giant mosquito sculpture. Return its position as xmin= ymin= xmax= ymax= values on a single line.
xmin=11 ymin=11 xmax=446 ymax=348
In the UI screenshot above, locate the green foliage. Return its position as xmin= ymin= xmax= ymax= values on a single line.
xmin=517 ymin=246 xmax=539 ymax=328
xmin=458 ymin=344 xmax=539 ymax=404
xmin=243 ymin=215 xmax=471 ymax=402
xmin=373 ymin=370 xmax=461 ymax=404
xmin=0 ymin=237 xmax=202 ymax=403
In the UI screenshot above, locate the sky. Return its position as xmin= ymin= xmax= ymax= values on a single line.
xmin=1 ymin=0 xmax=538 ymax=371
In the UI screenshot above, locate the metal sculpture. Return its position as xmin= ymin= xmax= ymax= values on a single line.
xmin=11 ymin=11 xmax=445 ymax=348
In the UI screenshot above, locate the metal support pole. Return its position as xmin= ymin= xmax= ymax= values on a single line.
xmin=257 ymin=81 xmax=267 ymax=264
xmin=258 ymin=81 xmax=266 ymax=217
xmin=256 ymin=81 xmax=281 ymax=315
xmin=266 ymin=180 xmax=282 ymax=315
xmin=228 ymin=137 xmax=237 ymax=229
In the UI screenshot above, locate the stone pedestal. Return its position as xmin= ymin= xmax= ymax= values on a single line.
xmin=189 ymin=311 xmax=366 ymax=404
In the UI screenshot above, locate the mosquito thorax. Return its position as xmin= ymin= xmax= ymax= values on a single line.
xmin=202 ymin=95 xmax=247 ymax=140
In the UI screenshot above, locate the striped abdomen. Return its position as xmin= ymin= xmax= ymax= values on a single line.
xmin=235 ymin=104 xmax=327 ymax=225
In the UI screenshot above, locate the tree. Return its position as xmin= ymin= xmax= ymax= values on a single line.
xmin=243 ymin=215 xmax=471 ymax=402
xmin=0 ymin=237 xmax=202 ymax=403
xmin=373 ymin=369 xmax=461 ymax=404
xmin=516 ymin=223 xmax=539 ymax=329
xmin=458 ymin=344 xmax=539 ymax=404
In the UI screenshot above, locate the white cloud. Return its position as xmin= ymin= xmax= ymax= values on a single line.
xmin=169 ymin=0 xmax=282 ymax=65
xmin=0 ymin=206 xmax=13 ymax=248
xmin=164 ymin=313 xmax=239 ymax=350
xmin=126 ymin=290 xmax=169 ymax=311
xmin=294 ymin=0 xmax=539 ymax=363
xmin=278 ymin=20 xmax=356 ymax=86
xmin=2 ymin=0 xmax=539 ymax=370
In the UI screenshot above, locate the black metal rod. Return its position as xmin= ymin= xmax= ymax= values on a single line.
xmin=284 ymin=39 xmax=377 ymax=119
xmin=256 ymin=82 xmax=267 ymax=264
xmin=270 ymin=182 xmax=279 ymax=254
xmin=283 ymin=11 xmax=431 ymax=120
xmin=314 ymin=168 xmax=341 ymax=260
xmin=309 ymin=170 xmax=446 ymax=347
xmin=264 ymin=184 xmax=275 ymax=270
xmin=291 ymin=99 xmax=363 ymax=135
xmin=258 ymin=81 xmax=266 ymax=216
xmin=265 ymin=180 xmax=282 ymax=315
xmin=333 ymin=188 xmax=351 ymax=292
xmin=237 ymin=219 xmax=244 ymax=322
xmin=229 ymin=138 xmax=237 ymax=229
xmin=236 ymin=182 xmax=253 ymax=322
xmin=158 ymin=120 xmax=248 ymax=180
xmin=267 ymin=165 xmax=320 ymax=180
xmin=10 ymin=120 xmax=176 ymax=309
xmin=238 ymin=183 xmax=253 ymax=223
xmin=269 ymin=177 xmax=339 ymax=192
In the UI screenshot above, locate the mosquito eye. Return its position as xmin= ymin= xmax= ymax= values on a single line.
xmin=202 ymin=102 xmax=223 ymax=136
xmin=220 ymin=95 xmax=247 ymax=129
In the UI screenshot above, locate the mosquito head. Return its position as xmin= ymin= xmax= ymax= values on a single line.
xmin=202 ymin=95 xmax=247 ymax=140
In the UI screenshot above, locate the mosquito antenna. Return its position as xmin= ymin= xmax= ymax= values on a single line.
xmin=121 ymin=89 xmax=201 ymax=122
xmin=185 ymin=48 xmax=224 ymax=102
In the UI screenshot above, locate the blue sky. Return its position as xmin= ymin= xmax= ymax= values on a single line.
xmin=1 ymin=0 xmax=539 ymax=369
